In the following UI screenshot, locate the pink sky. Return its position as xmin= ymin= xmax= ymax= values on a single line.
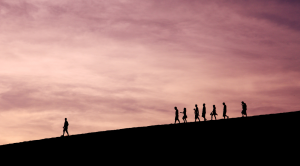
xmin=0 ymin=0 xmax=300 ymax=145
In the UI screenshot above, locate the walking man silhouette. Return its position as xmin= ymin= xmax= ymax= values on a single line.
xmin=194 ymin=104 xmax=200 ymax=122
xmin=223 ymin=102 xmax=229 ymax=119
xmin=241 ymin=101 xmax=247 ymax=117
xmin=202 ymin=103 xmax=207 ymax=121
xmin=180 ymin=108 xmax=188 ymax=123
xmin=174 ymin=107 xmax=180 ymax=124
xmin=62 ymin=118 xmax=69 ymax=137
xmin=210 ymin=105 xmax=217 ymax=120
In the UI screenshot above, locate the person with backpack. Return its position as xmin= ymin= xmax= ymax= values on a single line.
xmin=62 ymin=118 xmax=69 ymax=137
xmin=241 ymin=101 xmax=247 ymax=117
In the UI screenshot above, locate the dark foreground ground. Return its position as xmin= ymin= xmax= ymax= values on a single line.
xmin=0 ymin=111 xmax=299 ymax=164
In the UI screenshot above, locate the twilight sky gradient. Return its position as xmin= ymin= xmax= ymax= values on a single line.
xmin=0 ymin=0 xmax=300 ymax=145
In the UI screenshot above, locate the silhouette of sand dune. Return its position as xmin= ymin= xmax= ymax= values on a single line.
xmin=0 ymin=111 xmax=299 ymax=164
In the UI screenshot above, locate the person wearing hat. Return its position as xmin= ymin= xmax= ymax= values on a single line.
xmin=223 ymin=102 xmax=229 ymax=119
xmin=202 ymin=103 xmax=207 ymax=121
xmin=241 ymin=101 xmax=247 ymax=117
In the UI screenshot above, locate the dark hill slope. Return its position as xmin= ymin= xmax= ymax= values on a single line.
xmin=0 ymin=111 xmax=299 ymax=165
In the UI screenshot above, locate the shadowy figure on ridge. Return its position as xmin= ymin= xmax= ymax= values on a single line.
xmin=202 ymin=103 xmax=207 ymax=121
xmin=223 ymin=102 xmax=229 ymax=119
xmin=180 ymin=108 xmax=188 ymax=123
xmin=210 ymin=105 xmax=218 ymax=120
xmin=194 ymin=104 xmax=200 ymax=122
xmin=241 ymin=101 xmax=247 ymax=117
xmin=174 ymin=107 xmax=180 ymax=124
xmin=62 ymin=118 xmax=69 ymax=137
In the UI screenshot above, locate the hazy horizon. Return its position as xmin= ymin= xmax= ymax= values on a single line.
xmin=0 ymin=0 xmax=300 ymax=145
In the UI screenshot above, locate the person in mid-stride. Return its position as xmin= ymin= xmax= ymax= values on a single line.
xmin=210 ymin=105 xmax=218 ymax=120
xmin=223 ymin=102 xmax=229 ymax=119
xmin=62 ymin=118 xmax=69 ymax=137
xmin=194 ymin=104 xmax=200 ymax=122
xmin=241 ymin=101 xmax=247 ymax=117
xmin=180 ymin=108 xmax=188 ymax=123
xmin=174 ymin=107 xmax=180 ymax=124
xmin=202 ymin=103 xmax=207 ymax=121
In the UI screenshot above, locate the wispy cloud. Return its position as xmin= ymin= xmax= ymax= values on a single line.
xmin=0 ymin=0 xmax=300 ymax=145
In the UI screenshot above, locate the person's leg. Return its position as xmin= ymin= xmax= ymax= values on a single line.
xmin=214 ymin=115 xmax=216 ymax=120
xmin=62 ymin=129 xmax=65 ymax=136
xmin=66 ymin=129 xmax=69 ymax=136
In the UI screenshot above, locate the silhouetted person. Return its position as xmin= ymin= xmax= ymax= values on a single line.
xmin=174 ymin=107 xmax=180 ymax=124
xmin=210 ymin=105 xmax=217 ymax=120
xmin=202 ymin=103 xmax=207 ymax=121
xmin=180 ymin=108 xmax=188 ymax=123
xmin=223 ymin=102 xmax=229 ymax=119
xmin=194 ymin=104 xmax=200 ymax=122
xmin=62 ymin=118 xmax=69 ymax=137
xmin=241 ymin=101 xmax=247 ymax=117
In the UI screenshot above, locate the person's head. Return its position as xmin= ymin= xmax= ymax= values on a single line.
xmin=195 ymin=104 xmax=198 ymax=107
xmin=65 ymin=118 xmax=67 ymax=121
xmin=241 ymin=101 xmax=244 ymax=104
xmin=213 ymin=105 xmax=215 ymax=107
xmin=203 ymin=103 xmax=205 ymax=106
xmin=174 ymin=106 xmax=177 ymax=109
xmin=223 ymin=102 xmax=225 ymax=105
xmin=184 ymin=108 xmax=186 ymax=111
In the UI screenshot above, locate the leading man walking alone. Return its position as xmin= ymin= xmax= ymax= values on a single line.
xmin=62 ymin=118 xmax=69 ymax=137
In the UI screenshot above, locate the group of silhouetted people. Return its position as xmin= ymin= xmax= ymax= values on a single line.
xmin=60 ymin=101 xmax=248 ymax=137
xmin=174 ymin=101 xmax=247 ymax=123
